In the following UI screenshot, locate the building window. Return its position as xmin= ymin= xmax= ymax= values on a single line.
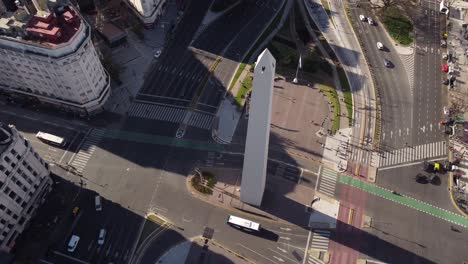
xmin=0 ymin=204 xmax=5 ymax=210
xmin=18 ymin=217 xmax=25 ymax=225
xmin=12 ymin=214 xmax=18 ymax=220
xmin=8 ymin=191 xmax=16 ymax=200
xmin=11 ymin=149 xmax=17 ymax=155
xmin=4 ymin=156 xmax=11 ymax=163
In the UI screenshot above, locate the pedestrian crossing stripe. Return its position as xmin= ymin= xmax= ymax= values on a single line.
xmin=318 ymin=167 xmax=337 ymax=197
xmin=70 ymin=128 xmax=105 ymax=173
xmin=310 ymin=229 xmax=331 ymax=251
xmin=378 ymin=141 xmax=447 ymax=168
xmin=128 ymin=103 xmax=214 ymax=130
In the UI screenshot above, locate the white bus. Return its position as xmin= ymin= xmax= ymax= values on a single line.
xmin=36 ymin=131 xmax=66 ymax=147
xmin=227 ymin=215 xmax=261 ymax=232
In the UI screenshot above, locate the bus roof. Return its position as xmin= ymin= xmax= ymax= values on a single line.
xmin=36 ymin=131 xmax=65 ymax=144
xmin=227 ymin=215 xmax=260 ymax=231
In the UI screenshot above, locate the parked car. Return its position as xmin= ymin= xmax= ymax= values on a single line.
xmin=359 ymin=14 xmax=366 ymax=21
xmin=67 ymin=235 xmax=80 ymax=252
xmin=154 ymin=49 xmax=162 ymax=58
xmin=98 ymin=229 xmax=106 ymax=245
xmin=441 ymin=40 xmax=447 ymax=47
xmin=368 ymin=17 xmax=375 ymax=25
xmin=377 ymin=42 xmax=384 ymax=50
xmin=384 ymin=58 xmax=391 ymax=67
xmin=95 ymin=195 xmax=102 ymax=211
xmin=442 ymin=63 xmax=448 ymax=72
xmin=443 ymin=106 xmax=450 ymax=115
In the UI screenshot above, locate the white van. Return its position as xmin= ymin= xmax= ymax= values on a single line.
xmin=67 ymin=235 xmax=80 ymax=252
xmin=95 ymin=195 xmax=102 ymax=211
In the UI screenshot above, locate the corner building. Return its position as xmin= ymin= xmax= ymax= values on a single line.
xmin=0 ymin=123 xmax=52 ymax=253
xmin=125 ymin=0 xmax=167 ymax=28
xmin=0 ymin=1 xmax=110 ymax=116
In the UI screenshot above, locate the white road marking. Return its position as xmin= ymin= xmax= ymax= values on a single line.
xmin=237 ymin=243 xmax=279 ymax=264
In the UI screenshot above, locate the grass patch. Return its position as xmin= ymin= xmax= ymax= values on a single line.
xmin=320 ymin=0 xmax=335 ymax=27
xmin=268 ymin=41 xmax=298 ymax=68
xmin=191 ymin=171 xmax=217 ymax=195
xmin=137 ymin=215 xmax=165 ymax=250
xmin=228 ymin=63 xmax=246 ymax=91
xmin=337 ymin=67 xmax=353 ymax=125
xmin=382 ymin=6 xmax=413 ymax=45
xmin=235 ymin=74 xmax=253 ymax=106
xmin=319 ymin=84 xmax=340 ymax=133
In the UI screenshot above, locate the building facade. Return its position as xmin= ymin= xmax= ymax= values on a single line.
xmin=0 ymin=1 xmax=111 ymax=116
xmin=240 ymin=49 xmax=275 ymax=206
xmin=0 ymin=123 xmax=52 ymax=253
xmin=125 ymin=0 xmax=167 ymax=28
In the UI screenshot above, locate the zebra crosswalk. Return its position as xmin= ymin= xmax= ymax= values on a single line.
xmin=308 ymin=255 xmax=324 ymax=264
xmin=310 ymin=229 xmax=331 ymax=251
xmin=377 ymin=141 xmax=447 ymax=168
xmin=128 ymin=103 xmax=214 ymax=130
xmin=317 ymin=167 xmax=338 ymax=197
xmin=70 ymin=128 xmax=105 ymax=173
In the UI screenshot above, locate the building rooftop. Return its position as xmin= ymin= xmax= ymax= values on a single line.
xmin=0 ymin=4 xmax=82 ymax=47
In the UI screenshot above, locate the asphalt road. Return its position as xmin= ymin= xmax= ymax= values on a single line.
xmin=350 ymin=7 xmax=412 ymax=151
xmin=135 ymin=0 xmax=285 ymax=122
xmin=411 ymin=0 xmax=445 ymax=146
xmin=362 ymin=187 xmax=468 ymax=264
xmin=377 ymin=162 xmax=456 ymax=212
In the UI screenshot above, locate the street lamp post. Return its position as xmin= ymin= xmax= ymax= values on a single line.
xmin=293 ymin=55 xmax=302 ymax=84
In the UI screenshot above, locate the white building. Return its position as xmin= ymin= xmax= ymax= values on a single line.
xmin=0 ymin=1 xmax=111 ymax=116
xmin=0 ymin=123 xmax=53 ymax=253
xmin=125 ymin=0 xmax=167 ymax=28
xmin=240 ymin=49 xmax=275 ymax=206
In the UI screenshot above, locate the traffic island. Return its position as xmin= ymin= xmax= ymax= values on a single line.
xmin=186 ymin=167 xmax=315 ymax=227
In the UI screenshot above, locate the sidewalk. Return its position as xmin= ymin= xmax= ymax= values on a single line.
xmin=101 ymin=0 xmax=180 ymax=115
xmin=446 ymin=12 xmax=468 ymax=215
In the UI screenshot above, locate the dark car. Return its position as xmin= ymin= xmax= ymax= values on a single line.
xmin=416 ymin=173 xmax=439 ymax=185
xmin=384 ymin=58 xmax=391 ymax=67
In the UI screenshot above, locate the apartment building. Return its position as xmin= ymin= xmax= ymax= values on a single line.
xmin=125 ymin=0 xmax=167 ymax=28
xmin=0 ymin=0 xmax=111 ymax=116
xmin=0 ymin=123 xmax=52 ymax=253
